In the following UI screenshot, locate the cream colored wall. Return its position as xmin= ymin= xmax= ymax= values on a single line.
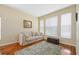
xmin=0 ymin=17 xmax=1 ymax=40
xmin=39 ymin=5 xmax=76 ymax=46
xmin=76 ymin=5 xmax=79 ymax=55
xmin=0 ymin=5 xmax=38 ymax=46
xmin=77 ymin=14 xmax=79 ymax=54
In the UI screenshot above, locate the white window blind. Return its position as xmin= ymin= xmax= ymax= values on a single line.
xmin=46 ymin=16 xmax=58 ymax=37
xmin=61 ymin=13 xmax=71 ymax=38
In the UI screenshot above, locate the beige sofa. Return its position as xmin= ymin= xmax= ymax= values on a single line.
xmin=19 ymin=31 xmax=44 ymax=46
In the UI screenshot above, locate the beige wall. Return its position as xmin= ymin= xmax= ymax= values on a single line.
xmin=76 ymin=5 xmax=79 ymax=55
xmin=0 ymin=5 xmax=38 ymax=46
xmin=0 ymin=17 xmax=1 ymax=40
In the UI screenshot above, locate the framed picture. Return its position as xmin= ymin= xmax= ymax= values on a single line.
xmin=23 ymin=20 xmax=32 ymax=28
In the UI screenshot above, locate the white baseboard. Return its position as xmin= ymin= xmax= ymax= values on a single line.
xmin=0 ymin=41 xmax=18 ymax=46
xmin=60 ymin=42 xmax=75 ymax=47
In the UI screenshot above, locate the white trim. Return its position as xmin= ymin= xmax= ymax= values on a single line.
xmin=0 ymin=41 xmax=18 ymax=46
xmin=60 ymin=42 xmax=75 ymax=47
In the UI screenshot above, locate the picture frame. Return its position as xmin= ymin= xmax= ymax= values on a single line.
xmin=23 ymin=20 xmax=32 ymax=28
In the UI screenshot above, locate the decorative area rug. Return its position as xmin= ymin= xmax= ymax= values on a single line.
xmin=15 ymin=41 xmax=60 ymax=55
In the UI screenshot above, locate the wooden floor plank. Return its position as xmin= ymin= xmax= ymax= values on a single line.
xmin=59 ymin=43 xmax=76 ymax=55
xmin=0 ymin=40 xmax=76 ymax=55
xmin=0 ymin=40 xmax=43 ymax=55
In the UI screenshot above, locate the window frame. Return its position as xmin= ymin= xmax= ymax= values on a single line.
xmin=45 ymin=16 xmax=58 ymax=37
xmin=60 ymin=13 xmax=72 ymax=39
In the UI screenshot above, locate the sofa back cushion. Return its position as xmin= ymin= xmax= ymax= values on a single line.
xmin=20 ymin=31 xmax=43 ymax=37
xmin=32 ymin=32 xmax=43 ymax=36
xmin=21 ymin=31 xmax=32 ymax=36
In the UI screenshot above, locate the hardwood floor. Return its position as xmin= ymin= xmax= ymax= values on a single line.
xmin=0 ymin=40 xmax=43 ymax=55
xmin=59 ymin=43 xmax=76 ymax=55
xmin=0 ymin=40 xmax=76 ymax=55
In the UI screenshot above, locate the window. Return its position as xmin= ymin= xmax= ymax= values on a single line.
xmin=40 ymin=20 xmax=44 ymax=34
xmin=61 ymin=13 xmax=71 ymax=38
xmin=45 ymin=16 xmax=58 ymax=37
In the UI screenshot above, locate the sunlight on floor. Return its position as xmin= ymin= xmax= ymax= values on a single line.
xmin=60 ymin=47 xmax=71 ymax=55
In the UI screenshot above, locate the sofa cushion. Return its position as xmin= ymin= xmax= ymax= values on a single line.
xmin=31 ymin=32 xmax=36 ymax=36
xmin=31 ymin=36 xmax=43 ymax=39
xmin=32 ymin=32 xmax=43 ymax=36
xmin=25 ymin=36 xmax=43 ymax=42
xmin=21 ymin=31 xmax=32 ymax=36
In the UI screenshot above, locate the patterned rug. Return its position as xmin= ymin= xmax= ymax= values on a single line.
xmin=15 ymin=41 xmax=60 ymax=55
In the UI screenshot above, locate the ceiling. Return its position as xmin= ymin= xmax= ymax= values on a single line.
xmin=5 ymin=4 xmax=72 ymax=17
